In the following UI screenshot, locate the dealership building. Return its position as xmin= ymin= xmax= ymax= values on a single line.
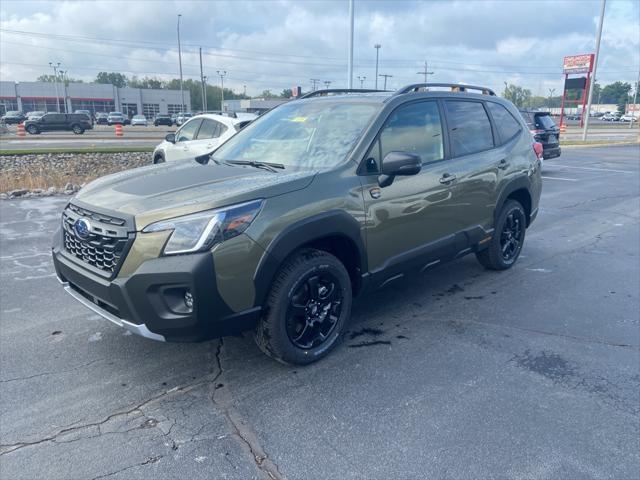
xmin=0 ymin=81 xmax=191 ymax=117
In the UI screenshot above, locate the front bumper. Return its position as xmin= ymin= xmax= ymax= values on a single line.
xmin=53 ymin=240 xmax=261 ymax=342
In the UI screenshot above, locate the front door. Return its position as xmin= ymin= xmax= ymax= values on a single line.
xmin=360 ymin=100 xmax=463 ymax=278
xmin=165 ymin=118 xmax=203 ymax=161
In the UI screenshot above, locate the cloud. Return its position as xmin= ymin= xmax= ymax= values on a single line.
xmin=1 ymin=0 xmax=638 ymax=96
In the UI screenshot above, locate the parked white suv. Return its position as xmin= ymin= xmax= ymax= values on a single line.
xmin=619 ymin=113 xmax=637 ymax=123
xmin=152 ymin=114 xmax=253 ymax=163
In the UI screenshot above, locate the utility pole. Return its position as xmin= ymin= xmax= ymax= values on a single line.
xmin=243 ymin=84 xmax=247 ymax=96
xmin=379 ymin=74 xmax=392 ymax=90
xmin=583 ymin=0 xmax=606 ymax=141
xmin=49 ymin=62 xmax=61 ymax=112
xmin=217 ymin=70 xmax=227 ymax=110
xmin=357 ymin=76 xmax=366 ymax=88
xmin=548 ymin=88 xmax=556 ymax=111
xmin=374 ymin=44 xmax=381 ymax=89
xmin=177 ymin=14 xmax=185 ymax=112
xmin=324 ymin=80 xmax=332 ymax=89
xmin=416 ymin=60 xmax=434 ymax=83
xmin=310 ymin=78 xmax=321 ymax=91
xmin=347 ymin=0 xmax=354 ymax=88
xmin=199 ymin=47 xmax=206 ymax=111
xmin=59 ymin=70 xmax=69 ymax=113
xmin=202 ymin=76 xmax=208 ymax=111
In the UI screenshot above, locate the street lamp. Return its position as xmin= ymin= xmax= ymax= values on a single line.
xmin=58 ymin=70 xmax=69 ymax=113
xmin=374 ymin=44 xmax=381 ymax=89
xmin=49 ymin=62 xmax=61 ymax=112
xmin=217 ymin=70 xmax=227 ymax=111
xmin=177 ymin=14 xmax=185 ymax=112
xmin=203 ymin=75 xmax=208 ymax=111
xmin=548 ymin=88 xmax=556 ymax=111
xmin=357 ymin=76 xmax=366 ymax=88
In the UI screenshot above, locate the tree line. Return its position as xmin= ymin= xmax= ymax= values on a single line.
xmin=503 ymin=81 xmax=638 ymax=112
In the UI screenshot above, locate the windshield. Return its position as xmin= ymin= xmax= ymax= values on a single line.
xmin=213 ymin=100 xmax=379 ymax=169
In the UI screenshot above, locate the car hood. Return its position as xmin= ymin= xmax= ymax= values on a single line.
xmin=74 ymin=161 xmax=317 ymax=229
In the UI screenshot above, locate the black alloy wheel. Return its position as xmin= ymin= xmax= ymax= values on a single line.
xmin=475 ymin=199 xmax=526 ymax=270
xmin=286 ymin=272 xmax=343 ymax=349
xmin=500 ymin=209 xmax=523 ymax=262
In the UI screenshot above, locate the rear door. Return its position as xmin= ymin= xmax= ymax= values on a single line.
xmin=187 ymin=118 xmax=228 ymax=157
xmin=41 ymin=113 xmax=67 ymax=131
xmin=440 ymin=99 xmax=501 ymax=234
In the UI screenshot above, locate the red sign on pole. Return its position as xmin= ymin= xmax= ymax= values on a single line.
xmin=563 ymin=54 xmax=595 ymax=74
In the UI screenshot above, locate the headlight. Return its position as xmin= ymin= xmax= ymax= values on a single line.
xmin=142 ymin=199 xmax=263 ymax=255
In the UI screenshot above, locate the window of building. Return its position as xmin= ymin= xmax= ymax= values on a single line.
xmin=70 ymin=100 xmax=115 ymax=115
xmin=444 ymin=101 xmax=494 ymax=157
xmin=379 ymin=101 xmax=444 ymax=164
xmin=143 ymin=103 xmax=160 ymax=118
xmin=0 ymin=100 xmax=19 ymax=115
xmin=122 ymin=103 xmax=138 ymax=117
xmin=486 ymin=102 xmax=522 ymax=144
xmin=167 ymin=104 xmax=182 ymax=115
xmin=20 ymin=98 xmax=62 ymax=113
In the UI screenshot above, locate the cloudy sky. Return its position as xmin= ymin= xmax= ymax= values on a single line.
xmin=1 ymin=0 xmax=638 ymax=96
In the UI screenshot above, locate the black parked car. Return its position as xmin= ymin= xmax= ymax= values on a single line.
xmin=519 ymin=110 xmax=561 ymax=160
xmin=1 ymin=111 xmax=26 ymax=124
xmin=24 ymin=113 xmax=93 ymax=135
xmin=154 ymin=114 xmax=173 ymax=126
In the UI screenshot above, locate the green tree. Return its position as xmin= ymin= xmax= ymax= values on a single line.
xmin=599 ymin=81 xmax=631 ymax=104
xmin=37 ymin=74 xmax=83 ymax=85
xmin=95 ymin=72 xmax=128 ymax=88
xmin=260 ymin=90 xmax=278 ymax=99
xmin=280 ymin=89 xmax=293 ymax=98
xmin=129 ymin=76 xmax=165 ymax=89
xmin=502 ymin=84 xmax=532 ymax=108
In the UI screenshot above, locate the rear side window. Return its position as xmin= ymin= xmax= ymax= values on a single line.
xmin=379 ymin=101 xmax=444 ymax=164
xmin=444 ymin=101 xmax=494 ymax=157
xmin=535 ymin=114 xmax=556 ymax=130
xmin=43 ymin=114 xmax=66 ymax=123
xmin=486 ymin=103 xmax=522 ymax=144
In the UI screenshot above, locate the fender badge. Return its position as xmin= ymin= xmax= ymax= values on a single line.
xmin=369 ymin=188 xmax=381 ymax=199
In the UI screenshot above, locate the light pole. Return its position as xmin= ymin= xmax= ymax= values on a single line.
xmin=217 ymin=70 xmax=227 ymax=110
xmin=243 ymin=84 xmax=247 ymax=97
xmin=324 ymin=80 xmax=332 ymax=89
xmin=347 ymin=0 xmax=354 ymax=88
xmin=583 ymin=0 xmax=606 ymax=141
xmin=49 ymin=62 xmax=61 ymax=112
xmin=379 ymin=74 xmax=392 ymax=90
xmin=548 ymin=88 xmax=556 ymax=112
xmin=203 ymin=76 xmax=208 ymax=111
xmin=177 ymin=14 xmax=185 ymax=112
xmin=629 ymin=68 xmax=639 ymax=129
xmin=199 ymin=47 xmax=206 ymax=111
xmin=310 ymin=78 xmax=320 ymax=91
xmin=59 ymin=70 xmax=69 ymax=113
xmin=357 ymin=76 xmax=366 ymax=88
xmin=374 ymin=44 xmax=381 ymax=89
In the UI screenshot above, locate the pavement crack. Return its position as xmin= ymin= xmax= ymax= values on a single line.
xmin=0 ymin=377 xmax=213 ymax=456
xmin=210 ymin=339 xmax=284 ymax=480
xmin=89 ymin=455 xmax=163 ymax=480
xmin=0 ymin=359 xmax=104 ymax=384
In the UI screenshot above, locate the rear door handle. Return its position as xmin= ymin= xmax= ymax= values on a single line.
xmin=498 ymin=159 xmax=509 ymax=170
xmin=439 ymin=173 xmax=457 ymax=184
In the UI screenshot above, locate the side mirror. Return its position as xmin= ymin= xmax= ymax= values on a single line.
xmin=165 ymin=133 xmax=176 ymax=143
xmin=378 ymin=151 xmax=422 ymax=187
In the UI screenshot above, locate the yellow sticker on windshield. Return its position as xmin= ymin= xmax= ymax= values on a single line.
xmin=291 ymin=116 xmax=307 ymax=122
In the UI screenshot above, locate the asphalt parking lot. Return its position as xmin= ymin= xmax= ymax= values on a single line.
xmin=0 ymin=145 xmax=639 ymax=479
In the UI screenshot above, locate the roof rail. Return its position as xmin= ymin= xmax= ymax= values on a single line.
xmin=395 ymin=83 xmax=496 ymax=96
xmin=298 ymin=88 xmax=388 ymax=99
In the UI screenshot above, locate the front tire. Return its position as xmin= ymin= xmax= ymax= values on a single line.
xmin=72 ymin=125 xmax=84 ymax=134
xmin=476 ymin=199 xmax=526 ymax=270
xmin=26 ymin=125 xmax=39 ymax=135
xmin=153 ymin=153 xmax=165 ymax=164
xmin=255 ymin=249 xmax=352 ymax=365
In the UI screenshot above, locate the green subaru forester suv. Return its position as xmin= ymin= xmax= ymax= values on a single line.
xmin=52 ymin=84 xmax=542 ymax=365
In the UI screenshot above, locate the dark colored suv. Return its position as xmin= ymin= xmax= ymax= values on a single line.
xmin=154 ymin=115 xmax=174 ymax=126
xmin=52 ymin=84 xmax=542 ymax=365
xmin=25 ymin=113 xmax=93 ymax=135
xmin=519 ymin=110 xmax=561 ymax=160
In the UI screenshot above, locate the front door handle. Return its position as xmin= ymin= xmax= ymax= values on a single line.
xmin=498 ymin=159 xmax=509 ymax=170
xmin=439 ymin=173 xmax=457 ymax=184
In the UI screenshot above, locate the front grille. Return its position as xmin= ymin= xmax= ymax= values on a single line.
xmin=62 ymin=204 xmax=133 ymax=276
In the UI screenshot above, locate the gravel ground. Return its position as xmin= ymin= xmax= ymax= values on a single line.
xmin=0 ymin=152 xmax=152 ymax=197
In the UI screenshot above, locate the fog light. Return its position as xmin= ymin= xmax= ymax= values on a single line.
xmin=184 ymin=291 xmax=194 ymax=311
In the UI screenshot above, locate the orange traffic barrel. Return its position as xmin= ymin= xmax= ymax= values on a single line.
xmin=115 ymin=124 xmax=123 ymax=137
xmin=17 ymin=122 xmax=26 ymax=137
xmin=559 ymin=123 xmax=566 ymax=134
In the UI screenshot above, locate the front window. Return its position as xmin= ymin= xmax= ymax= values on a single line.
xmin=212 ymin=100 xmax=380 ymax=169
xmin=176 ymin=119 xmax=202 ymax=142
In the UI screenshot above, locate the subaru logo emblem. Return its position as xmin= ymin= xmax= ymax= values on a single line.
xmin=74 ymin=218 xmax=91 ymax=239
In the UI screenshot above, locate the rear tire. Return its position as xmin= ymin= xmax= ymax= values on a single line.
xmin=72 ymin=125 xmax=84 ymax=134
xmin=26 ymin=125 xmax=39 ymax=135
xmin=254 ymin=248 xmax=352 ymax=365
xmin=476 ymin=199 xmax=526 ymax=270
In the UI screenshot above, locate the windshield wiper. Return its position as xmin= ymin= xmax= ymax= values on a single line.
xmin=225 ymin=160 xmax=285 ymax=172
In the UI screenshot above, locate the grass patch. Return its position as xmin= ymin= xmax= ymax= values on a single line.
xmin=0 ymin=146 xmax=154 ymax=155
xmin=561 ymin=139 xmax=639 ymax=146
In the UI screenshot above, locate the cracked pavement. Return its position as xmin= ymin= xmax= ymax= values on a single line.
xmin=1 ymin=145 xmax=639 ymax=479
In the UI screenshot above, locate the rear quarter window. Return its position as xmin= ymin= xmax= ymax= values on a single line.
xmin=486 ymin=103 xmax=522 ymax=144
xmin=535 ymin=114 xmax=556 ymax=130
